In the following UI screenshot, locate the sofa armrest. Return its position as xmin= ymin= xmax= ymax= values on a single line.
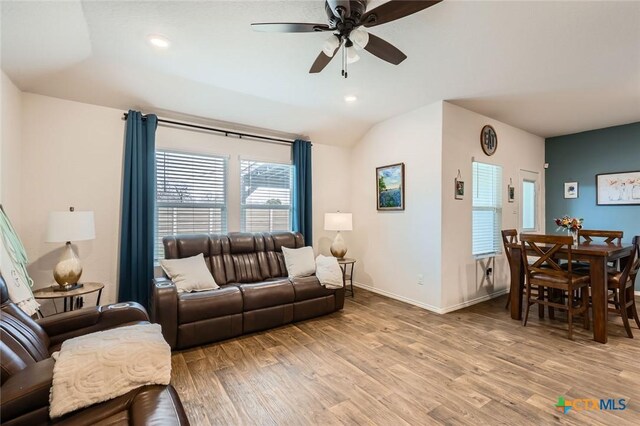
xmin=0 ymin=358 xmax=54 ymax=422
xmin=150 ymin=278 xmax=178 ymax=349
xmin=38 ymin=302 xmax=149 ymax=347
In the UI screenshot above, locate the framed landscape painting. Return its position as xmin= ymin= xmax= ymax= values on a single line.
xmin=596 ymin=171 xmax=640 ymax=206
xmin=377 ymin=163 xmax=405 ymax=211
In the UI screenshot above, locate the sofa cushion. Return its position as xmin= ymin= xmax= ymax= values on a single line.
xmin=160 ymin=254 xmax=219 ymax=293
xmin=177 ymin=286 xmax=243 ymax=324
xmin=291 ymin=276 xmax=336 ymax=302
xmin=239 ymin=280 xmax=294 ymax=311
xmin=282 ymin=246 xmax=316 ymax=278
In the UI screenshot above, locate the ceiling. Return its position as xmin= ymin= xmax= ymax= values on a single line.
xmin=2 ymin=0 xmax=639 ymax=146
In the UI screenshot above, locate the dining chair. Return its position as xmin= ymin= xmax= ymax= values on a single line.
xmin=607 ymin=235 xmax=640 ymax=338
xmin=501 ymin=229 xmax=518 ymax=309
xmin=571 ymin=229 xmax=624 ymax=272
xmin=521 ymin=234 xmax=590 ymax=340
xmin=578 ymin=229 xmax=624 ymax=244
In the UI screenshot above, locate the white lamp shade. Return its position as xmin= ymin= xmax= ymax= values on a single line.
xmin=350 ymin=28 xmax=369 ymax=50
xmin=323 ymin=35 xmax=340 ymax=57
xmin=346 ymin=46 xmax=360 ymax=64
xmin=46 ymin=211 xmax=96 ymax=242
xmin=324 ymin=213 xmax=353 ymax=231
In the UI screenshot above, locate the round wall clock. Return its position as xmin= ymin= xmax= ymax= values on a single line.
xmin=480 ymin=125 xmax=498 ymax=156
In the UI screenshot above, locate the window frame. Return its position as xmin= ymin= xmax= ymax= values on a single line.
xmin=239 ymin=158 xmax=293 ymax=233
xmin=155 ymin=149 xmax=229 ymax=260
xmin=472 ymin=161 xmax=503 ymax=258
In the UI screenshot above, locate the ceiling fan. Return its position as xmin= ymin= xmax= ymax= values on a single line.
xmin=252 ymin=0 xmax=442 ymax=78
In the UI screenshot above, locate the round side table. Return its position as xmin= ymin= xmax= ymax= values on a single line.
xmin=337 ymin=258 xmax=356 ymax=297
xmin=33 ymin=282 xmax=104 ymax=314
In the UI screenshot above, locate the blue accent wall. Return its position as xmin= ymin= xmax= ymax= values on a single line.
xmin=545 ymin=122 xmax=640 ymax=290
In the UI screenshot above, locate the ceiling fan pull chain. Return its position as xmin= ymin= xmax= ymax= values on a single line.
xmin=341 ymin=41 xmax=345 ymax=77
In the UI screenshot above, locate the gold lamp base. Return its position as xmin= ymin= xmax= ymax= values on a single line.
xmin=53 ymin=242 xmax=83 ymax=288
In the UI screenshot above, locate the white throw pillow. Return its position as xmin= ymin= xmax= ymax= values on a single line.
xmin=160 ymin=254 xmax=219 ymax=293
xmin=282 ymin=246 xmax=316 ymax=278
xmin=315 ymin=255 xmax=344 ymax=289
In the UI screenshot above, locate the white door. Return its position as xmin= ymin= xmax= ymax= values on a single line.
xmin=519 ymin=170 xmax=540 ymax=233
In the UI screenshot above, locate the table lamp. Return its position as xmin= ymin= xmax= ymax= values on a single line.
xmin=46 ymin=207 xmax=95 ymax=289
xmin=324 ymin=212 xmax=352 ymax=259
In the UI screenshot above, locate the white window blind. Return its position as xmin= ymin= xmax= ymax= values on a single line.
xmin=155 ymin=150 xmax=228 ymax=260
xmin=472 ymin=162 xmax=503 ymax=256
xmin=240 ymin=160 xmax=293 ymax=232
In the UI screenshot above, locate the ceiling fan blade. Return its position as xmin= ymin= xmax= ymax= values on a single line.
xmin=309 ymin=45 xmax=341 ymax=73
xmin=360 ymin=0 xmax=442 ymax=28
xmin=251 ymin=23 xmax=331 ymax=33
xmin=363 ymin=33 xmax=407 ymax=65
xmin=326 ymin=0 xmax=350 ymax=19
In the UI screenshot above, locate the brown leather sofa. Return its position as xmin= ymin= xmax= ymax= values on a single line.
xmin=0 ymin=276 xmax=189 ymax=426
xmin=151 ymin=232 xmax=345 ymax=350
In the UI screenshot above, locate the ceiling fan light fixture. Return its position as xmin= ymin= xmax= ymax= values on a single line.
xmin=346 ymin=46 xmax=360 ymax=64
xmin=350 ymin=28 xmax=369 ymax=50
xmin=322 ymin=35 xmax=340 ymax=57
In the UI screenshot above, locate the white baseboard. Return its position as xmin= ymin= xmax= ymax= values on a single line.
xmin=439 ymin=288 xmax=509 ymax=314
xmin=352 ymin=282 xmax=442 ymax=313
xmin=352 ymin=282 xmax=508 ymax=314
xmin=635 ymin=291 xmax=640 ymax=297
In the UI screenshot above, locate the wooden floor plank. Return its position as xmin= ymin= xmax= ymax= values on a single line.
xmin=172 ymin=290 xmax=640 ymax=425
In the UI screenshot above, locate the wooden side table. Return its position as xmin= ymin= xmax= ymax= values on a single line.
xmin=33 ymin=282 xmax=104 ymax=315
xmin=337 ymin=258 xmax=356 ymax=297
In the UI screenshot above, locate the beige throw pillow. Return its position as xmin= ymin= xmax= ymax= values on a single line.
xmin=315 ymin=255 xmax=344 ymax=289
xmin=282 ymin=246 xmax=316 ymax=278
xmin=160 ymin=254 xmax=219 ymax=293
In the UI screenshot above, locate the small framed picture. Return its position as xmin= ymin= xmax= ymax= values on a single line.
xmin=455 ymin=178 xmax=465 ymax=200
xmin=508 ymin=185 xmax=515 ymax=203
xmin=564 ymin=182 xmax=578 ymax=199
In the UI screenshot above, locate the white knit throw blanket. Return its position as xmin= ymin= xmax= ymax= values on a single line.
xmin=49 ymin=323 xmax=171 ymax=418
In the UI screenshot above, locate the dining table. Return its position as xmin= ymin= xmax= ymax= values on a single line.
xmin=508 ymin=241 xmax=635 ymax=343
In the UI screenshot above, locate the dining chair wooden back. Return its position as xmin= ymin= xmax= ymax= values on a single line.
xmin=501 ymin=229 xmax=518 ymax=309
xmin=520 ymin=234 xmax=590 ymax=340
xmin=578 ymin=229 xmax=623 ymax=245
xmin=607 ymin=235 xmax=640 ymax=337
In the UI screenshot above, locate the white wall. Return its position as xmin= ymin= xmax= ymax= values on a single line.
xmin=1 ymin=71 xmax=23 ymax=232
xmin=440 ymin=102 xmax=545 ymax=312
xmin=312 ymin=143 xmax=351 ymax=255
xmin=20 ymin=94 xmax=125 ymax=312
xmin=16 ymin=93 xmax=351 ymax=313
xmin=349 ymin=101 xmax=443 ymax=311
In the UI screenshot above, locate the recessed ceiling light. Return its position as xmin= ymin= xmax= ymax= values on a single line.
xmin=147 ymin=35 xmax=170 ymax=49
xmin=344 ymin=95 xmax=357 ymax=103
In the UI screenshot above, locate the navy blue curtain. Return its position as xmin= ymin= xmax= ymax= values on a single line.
xmin=118 ymin=110 xmax=157 ymax=308
xmin=292 ymin=139 xmax=313 ymax=246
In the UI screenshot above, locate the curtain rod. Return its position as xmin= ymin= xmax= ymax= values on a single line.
xmin=122 ymin=113 xmax=297 ymax=145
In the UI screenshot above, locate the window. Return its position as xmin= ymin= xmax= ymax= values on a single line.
xmin=240 ymin=160 xmax=293 ymax=232
xmin=472 ymin=162 xmax=503 ymax=256
xmin=156 ymin=150 xmax=227 ymax=260
xmin=522 ymin=180 xmax=536 ymax=231
xmin=520 ymin=170 xmax=539 ymax=232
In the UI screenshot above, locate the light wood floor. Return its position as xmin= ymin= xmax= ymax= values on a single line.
xmin=171 ymin=289 xmax=640 ymax=425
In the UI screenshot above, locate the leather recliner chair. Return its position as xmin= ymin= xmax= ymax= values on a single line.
xmin=0 ymin=275 xmax=189 ymax=425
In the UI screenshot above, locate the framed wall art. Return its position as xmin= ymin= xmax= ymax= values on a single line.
xmin=596 ymin=171 xmax=640 ymax=205
xmin=377 ymin=163 xmax=405 ymax=210
xmin=455 ymin=179 xmax=465 ymax=200
xmin=564 ymin=181 xmax=578 ymax=199
xmin=508 ymin=184 xmax=515 ymax=203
